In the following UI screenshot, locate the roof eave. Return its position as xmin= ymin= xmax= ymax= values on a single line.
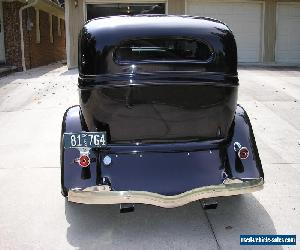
xmin=5 ymin=0 xmax=65 ymax=19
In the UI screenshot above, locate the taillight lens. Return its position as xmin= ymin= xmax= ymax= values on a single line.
xmin=79 ymin=155 xmax=90 ymax=167
xmin=238 ymin=147 xmax=249 ymax=160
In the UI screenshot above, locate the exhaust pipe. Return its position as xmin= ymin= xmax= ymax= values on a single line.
xmin=201 ymin=200 xmax=218 ymax=210
xmin=120 ymin=203 xmax=135 ymax=213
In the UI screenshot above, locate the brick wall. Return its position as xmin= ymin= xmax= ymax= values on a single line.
xmin=2 ymin=2 xmax=66 ymax=70
xmin=27 ymin=8 xmax=66 ymax=69
xmin=2 ymin=1 xmax=24 ymax=69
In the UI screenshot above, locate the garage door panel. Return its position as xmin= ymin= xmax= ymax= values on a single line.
xmin=187 ymin=0 xmax=262 ymax=63
xmin=278 ymin=4 xmax=300 ymax=17
xmin=276 ymin=3 xmax=300 ymax=63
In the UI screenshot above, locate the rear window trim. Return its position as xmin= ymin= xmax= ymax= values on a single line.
xmin=113 ymin=37 xmax=215 ymax=65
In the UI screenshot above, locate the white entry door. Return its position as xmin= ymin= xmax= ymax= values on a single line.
xmin=0 ymin=2 xmax=5 ymax=63
xmin=186 ymin=0 xmax=263 ymax=63
xmin=276 ymin=3 xmax=300 ymax=64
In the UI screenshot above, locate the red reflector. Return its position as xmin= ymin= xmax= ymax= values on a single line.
xmin=238 ymin=147 xmax=249 ymax=160
xmin=79 ymin=155 xmax=90 ymax=167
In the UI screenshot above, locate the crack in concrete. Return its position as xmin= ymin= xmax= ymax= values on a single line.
xmin=201 ymin=201 xmax=221 ymax=250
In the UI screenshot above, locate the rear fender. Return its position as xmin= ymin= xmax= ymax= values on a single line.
xmin=60 ymin=106 xmax=98 ymax=195
xmin=226 ymin=105 xmax=264 ymax=179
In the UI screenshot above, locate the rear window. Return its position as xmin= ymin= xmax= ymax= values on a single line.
xmin=114 ymin=38 xmax=213 ymax=63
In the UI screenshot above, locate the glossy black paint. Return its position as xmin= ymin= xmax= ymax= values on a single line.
xmin=80 ymin=84 xmax=238 ymax=143
xmin=78 ymin=15 xmax=237 ymax=75
xmin=61 ymin=106 xmax=98 ymax=195
xmin=78 ymin=15 xmax=238 ymax=143
xmin=61 ymin=15 xmax=263 ymax=196
xmin=61 ymin=105 xmax=263 ymax=195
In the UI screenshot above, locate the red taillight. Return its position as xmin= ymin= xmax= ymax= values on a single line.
xmin=238 ymin=147 xmax=249 ymax=160
xmin=79 ymin=155 xmax=90 ymax=167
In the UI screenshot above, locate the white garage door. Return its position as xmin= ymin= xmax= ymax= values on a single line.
xmin=276 ymin=3 xmax=300 ymax=63
xmin=186 ymin=0 xmax=263 ymax=63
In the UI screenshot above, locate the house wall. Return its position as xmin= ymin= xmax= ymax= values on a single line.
xmin=264 ymin=0 xmax=276 ymax=62
xmin=65 ymin=0 xmax=85 ymax=69
xmin=2 ymin=1 xmax=66 ymax=70
xmin=65 ymin=0 xmax=300 ymax=68
xmin=263 ymin=0 xmax=300 ymax=63
xmin=168 ymin=0 xmax=185 ymax=14
xmin=2 ymin=1 xmax=24 ymax=69
xmin=27 ymin=8 xmax=66 ymax=68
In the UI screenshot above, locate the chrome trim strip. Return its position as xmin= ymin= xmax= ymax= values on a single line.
xmin=68 ymin=178 xmax=264 ymax=208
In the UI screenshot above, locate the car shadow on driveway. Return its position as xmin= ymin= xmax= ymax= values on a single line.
xmin=203 ymin=194 xmax=283 ymax=250
xmin=65 ymin=194 xmax=282 ymax=250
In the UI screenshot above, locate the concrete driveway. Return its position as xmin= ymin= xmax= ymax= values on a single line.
xmin=0 ymin=63 xmax=299 ymax=250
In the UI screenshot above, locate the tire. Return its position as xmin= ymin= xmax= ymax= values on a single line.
xmin=60 ymin=115 xmax=68 ymax=197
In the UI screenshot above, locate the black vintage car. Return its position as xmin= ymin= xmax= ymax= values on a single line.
xmin=61 ymin=15 xmax=264 ymax=209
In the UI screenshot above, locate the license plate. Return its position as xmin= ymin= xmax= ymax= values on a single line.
xmin=63 ymin=132 xmax=107 ymax=148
